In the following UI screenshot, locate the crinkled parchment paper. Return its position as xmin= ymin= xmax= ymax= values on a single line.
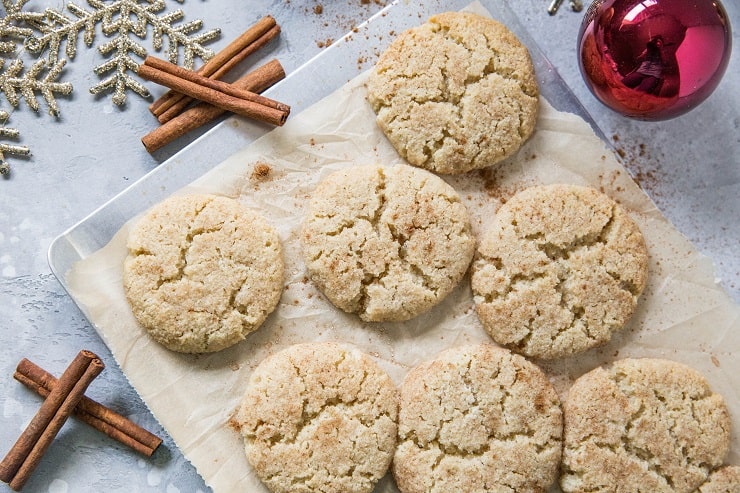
xmin=67 ymin=43 xmax=740 ymax=493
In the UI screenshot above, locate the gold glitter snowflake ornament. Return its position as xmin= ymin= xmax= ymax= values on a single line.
xmin=0 ymin=0 xmax=44 ymax=55
xmin=0 ymin=58 xmax=73 ymax=115
xmin=25 ymin=0 xmax=220 ymax=105
xmin=0 ymin=110 xmax=30 ymax=176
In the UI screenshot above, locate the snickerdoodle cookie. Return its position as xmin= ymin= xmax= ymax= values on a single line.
xmin=366 ymin=11 xmax=538 ymax=174
xmin=301 ymin=164 xmax=475 ymax=322
xmin=123 ymin=193 xmax=283 ymax=353
xmin=561 ymin=358 xmax=731 ymax=493
xmin=393 ymin=344 xmax=563 ymax=493
xmin=234 ymin=342 xmax=398 ymax=493
xmin=698 ymin=466 xmax=740 ymax=493
xmin=471 ymin=184 xmax=648 ymax=359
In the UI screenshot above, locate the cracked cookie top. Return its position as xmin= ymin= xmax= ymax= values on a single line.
xmin=235 ymin=342 xmax=398 ymax=493
xmin=697 ymin=466 xmax=740 ymax=493
xmin=561 ymin=358 xmax=731 ymax=493
xmin=301 ymin=164 xmax=475 ymax=322
xmin=471 ymin=184 xmax=648 ymax=359
xmin=366 ymin=11 xmax=538 ymax=175
xmin=123 ymin=194 xmax=284 ymax=353
xmin=392 ymin=344 xmax=563 ymax=493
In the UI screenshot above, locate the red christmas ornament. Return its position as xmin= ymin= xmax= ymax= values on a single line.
xmin=578 ymin=0 xmax=732 ymax=120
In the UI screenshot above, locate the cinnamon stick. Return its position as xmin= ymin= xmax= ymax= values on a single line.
xmin=138 ymin=57 xmax=289 ymax=127
xmin=13 ymin=358 xmax=162 ymax=457
xmin=150 ymin=15 xmax=280 ymax=119
xmin=157 ymin=24 xmax=281 ymax=123
xmin=0 ymin=350 xmax=104 ymax=491
xmin=142 ymin=59 xmax=285 ymax=153
xmin=144 ymin=56 xmax=288 ymax=113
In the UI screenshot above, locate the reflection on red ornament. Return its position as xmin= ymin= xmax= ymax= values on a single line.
xmin=577 ymin=0 xmax=732 ymax=120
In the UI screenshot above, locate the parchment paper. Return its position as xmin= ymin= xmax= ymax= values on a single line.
xmin=67 ymin=44 xmax=740 ymax=493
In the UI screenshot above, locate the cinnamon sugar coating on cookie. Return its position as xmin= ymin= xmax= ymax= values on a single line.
xmin=698 ymin=466 xmax=740 ymax=493
xmin=393 ymin=344 xmax=562 ymax=493
xmin=301 ymin=164 xmax=475 ymax=322
xmin=235 ymin=342 xmax=398 ymax=493
xmin=123 ymin=194 xmax=283 ymax=353
xmin=471 ymin=184 xmax=648 ymax=359
xmin=366 ymin=12 xmax=538 ymax=174
xmin=561 ymin=358 xmax=731 ymax=493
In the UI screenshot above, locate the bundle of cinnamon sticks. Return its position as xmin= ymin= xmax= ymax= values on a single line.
xmin=142 ymin=15 xmax=289 ymax=153
xmin=0 ymin=351 xmax=162 ymax=491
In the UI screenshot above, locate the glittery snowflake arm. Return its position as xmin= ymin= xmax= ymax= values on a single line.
xmin=0 ymin=109 xmax=30 ymax=175
xmin=147 ymin=8 xmax=220 ymax=68
xmin=133 ymin=0 xmax=220 ymax=69
xmin=0 ymin=0 xmax=45 ymax=55
xmin=0 ymin=58 xmax=73 ymax=115
xmin=23 ymin=4 xmax=98 ymax=64
xmin=90 ymin=35 xmax=150 ymax=105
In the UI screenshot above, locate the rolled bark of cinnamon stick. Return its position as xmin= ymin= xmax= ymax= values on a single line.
xmin=0 ymin=351 xmax=104 ymax=491
xmin=138 ymin=59 xmax=289 ymax=127
xmin=150 ymin=15 xmax=280 ymax=120
xmin=13 ymin=359 xmax=162 ymax=457
xmin=142 ymin=59 xmax=286 ymax=153
xmin=157 ymin=24 xmax=281 ymax=123
xmin=143 ymin=56 xmax=288 ymax=113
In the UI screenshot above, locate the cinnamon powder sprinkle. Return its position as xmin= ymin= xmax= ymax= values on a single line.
xmin=251 ymin=162 xmax=272 ymax=180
